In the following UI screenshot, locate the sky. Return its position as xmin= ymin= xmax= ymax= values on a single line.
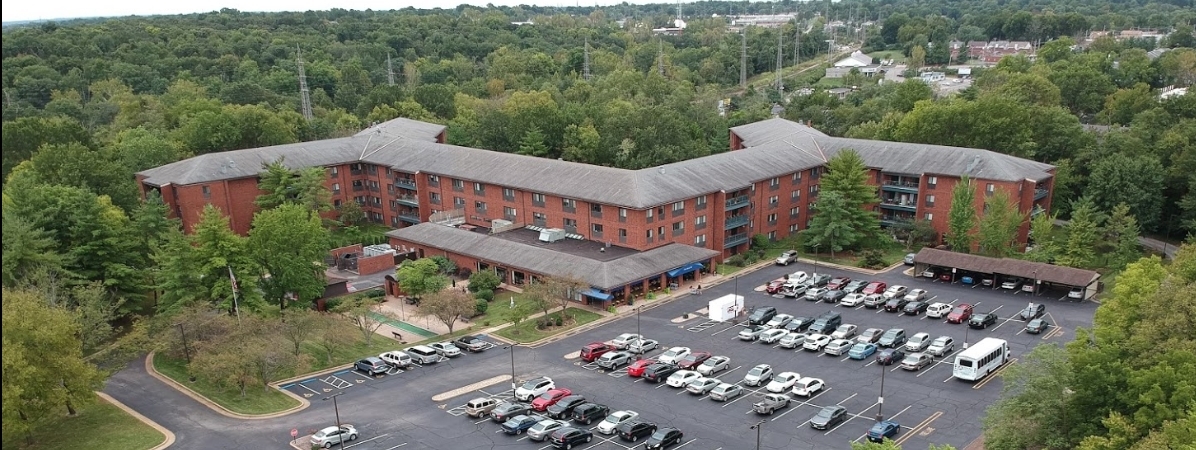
xmin=3 ymin=0 xmax=670 ymax=23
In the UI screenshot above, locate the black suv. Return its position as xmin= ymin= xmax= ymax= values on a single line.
xmin=642 ymin=363 xmax=680 ymax=383
xmin=549 ymin=427 xmax=593 ymax=449
xmin=903 ymin=301 xmax=929 ymax=316
xmin=969 ymin=313 xmax=998 ymax=329
xmin=808 ymin=274 xmax=832 ymax=287
xmin=807 ymin=312 xmax=842 ymax=334
xmin=784 ymin=316 xmax=815 ymax=332
xmin=747 ymin=306 xmax=778 ymax=325
xmin=842 ymin=280 xmax=869 ymax=293
xmin=546 ymin=395 xmax=588 ymax=419
xmin=571 ymin=403 xmax=610 ymax=425
xmin=821 ymin=290 xmax=848 ymax=304
xmin=645 ymin=427 xmax=685 ymax=450
xmin=617 ymin=420 xmax=658 ymax=442
xmin=884 ymin=297 xmax=910 ymax=312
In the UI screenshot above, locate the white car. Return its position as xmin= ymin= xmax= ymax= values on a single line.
xmin=883 ymin=285 xmax=909 ymax=299
xmin=766 ymin=314 xmax=795 ymax=328
xmin=1068 ymin=287 xmax=1085 ymax=299
xmin=611 ymin=333 xmax=642 ymax=349
xmin=824 ymin=338 xmax=855 ymax=356
xmin=927 ymin=336 xmax=955 ymax=357
xmin=803 ymin=334 xmax=832 ymax=351
xmin=665 ymin=370 xmax=701 ymax=388
xmin=926 ymin=302 xmax=952 ymax=318
xmin=514 ymin=376 xmax=555 ymax=401
xmin=311 ymin=425 xmax=358 ymax=448
xmin=830 ymin=324 xmax=858 ymax=340
xmin=628 ymin=339 xmax=659 ymax=354
xmin=804 ymin=287 xmax=829 ymax=300
xmin=791 ymin=377 xmax=825 ymax=397
xmin=596 ymin=410 xmax=639 ymax=435
xmin=429 ymin=342 xmax=462 ymax=357
xmin=743 ymin=364 xmax=774 ymax=387
xmin=378 ymin=351 xmax=412 ymax=368
xmin=904 ymin=289 xmax=928 ymax=302
xmin=686 ymin=377 xmax=721 ymax=395
xmin=840 ymin=293 xmax=866 ymax=307
xmin=759 ymin=328 xmax=789 ymax=344
xmin=779 ymin=332 xmax=807 ymax=349
xmin=658 ymin=346 xmax=692 ymax=365
xmin=696 ymin=356 xmax=730 ymax=375
xmin=709 ymin=383 xmax=744 ymax=401
xmin=905 ymin=332 xmax=932 ymax=353
xmin=788 ymin=271 xmax=809 ymax=284
xmin=765 ymin=371 xmax=800 ymax=393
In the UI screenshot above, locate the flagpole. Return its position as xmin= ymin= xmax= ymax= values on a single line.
xmin=228 ymin=265 xmax=241 ymax=321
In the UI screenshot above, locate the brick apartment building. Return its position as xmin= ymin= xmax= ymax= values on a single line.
xmin=951 ymin=40 xmax=1035 ymax=64
xmin=137 ymin=116 xmax=1054 ymax=302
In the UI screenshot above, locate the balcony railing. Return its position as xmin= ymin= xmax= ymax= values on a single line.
xmin=1034 ymin=188 xmax=1049 ymax=201
xmin=725 ymin=215 xmax=750 ymax=230
xmin=879 ymin=216 xmax=914 ymax=228
xmin=725 ymin=196 xmax=750 ymax=211
xmin=394 ymin=178 xmax=417 ymax=190
xmin=395 ymin=196 xmax=419 ymax=207
xmin=724 ymin=233 xmax=749 ymax=248
xmin=398 ymin=214 xmax=421 ymax=224
xmin=879 ymin=199 xmax=917 ymax=211
xmin=881 ymin=180 xmax=920 ymax=193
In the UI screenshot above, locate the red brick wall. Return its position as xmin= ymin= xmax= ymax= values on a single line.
xmin=357 ymin=254 xmax=396 ymax=276
xmin=330 ymin=244 xmax=364 ymax=259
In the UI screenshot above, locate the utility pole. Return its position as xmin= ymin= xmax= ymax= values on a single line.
xmin=794 ymin=14 xmax=801 ymax=67
xmin=386 ymin=53 xmax=395 ymax=86
xmin=740 ymin=30 xmax=748 ymax=88
xmin=297 ymin=46 xmax=313 ymax=121
xmin=583 ymin=36 xmax=592 ymax=81
xmin=775 ymin=30 xmax=784 ymax=92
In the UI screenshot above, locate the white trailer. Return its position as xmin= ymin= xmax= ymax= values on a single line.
xmin=708 ymin=294 xmax=744 ymax=322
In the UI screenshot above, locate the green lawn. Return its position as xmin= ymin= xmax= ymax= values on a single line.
xmin=806 ymin=246 xmax=910 ymax=269
xmin=869 ymin=50 xmax=906 ymax=64
xmin=2 ymin=395 xmax=165 ymax=450
xmin=494 ymin=308 xmax=603 ymax=343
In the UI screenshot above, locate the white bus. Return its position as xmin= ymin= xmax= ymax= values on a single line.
xmin=953 ymin=337 xmax=1009 ymax=381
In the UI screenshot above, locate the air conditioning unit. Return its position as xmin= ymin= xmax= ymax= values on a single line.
xmin=492 ymin=219 xmax=513 ymax=228
xmin=539 ymin=228 xmax=566 ymax=243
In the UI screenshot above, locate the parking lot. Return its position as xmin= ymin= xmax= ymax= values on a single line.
xmin=295 ymin=260 xmax=1095 ymax=450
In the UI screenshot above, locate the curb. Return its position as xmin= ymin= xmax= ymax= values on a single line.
xmin=96 ymin=391 xmax=175 ymax=450
xmin=144 ymin=351 xmax=309 ymax=420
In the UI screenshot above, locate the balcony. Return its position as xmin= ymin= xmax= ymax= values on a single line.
xmin=725 ymin=196 xmax=750 ymax=211
xmin=880 ymin=197 xmax=917 ymax=212
xmin=724 ymin=233 xmax=749 ymax=248
xmin=394 ymin=178 xmax=417 ymax=191
xmin=398 ymin=214 xmax=421 ymax=224
xmin=395 ymin=196 xmax=419 ymax=207
xmin=881 ymin=179 xmax=920 ymax=193
xmin=880 ymin=216 xmax=914 ymax=228
xmin=724 ymin=215 xmax=750 ymax=230
xmin=1034 ymin=188 xmax=1049 ymax=201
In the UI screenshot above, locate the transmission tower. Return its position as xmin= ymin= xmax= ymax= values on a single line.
xmin=658 ymin=38 xmax=666 ymax=76
xmin=297 ymin=46 xmax=313 ymax=121
xmin=776 ymin=31 xmax=784 ymax=92
xmin=386 ymin=53 xmax=396 ymax=86
xmin=583 ymin=36 xmax=592 ymax=81
xmin=794 ymin=14 xmax=801 ymax=67
xmin=740 ymin=31 xmax=747 ymax=88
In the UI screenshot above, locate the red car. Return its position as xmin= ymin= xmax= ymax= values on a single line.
xmin=827 ymin=277 xmax=851 ymax=290
xmin=765 ymin=278 xmax=787 ymax=294
xmin=676 ymin=351 xmax=712 ymax=370
xmin=531 ymin=388 xmax=573 ymax=411
xmin=946 ymin=304 xmax=974 ymax=324
xmin=862 ymin=282 xmax=887 ymax=295
xmin=627 ymin=358 xmax=658 ymax=377
xmin=580 ymin=342 xmax=615 ymax=362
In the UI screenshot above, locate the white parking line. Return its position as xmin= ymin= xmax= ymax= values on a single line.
xmin=917 ymin=350 xmax=963 ymax=377
xmin=672 ymin=438 xmax=698 ymax=449
xmin=710 ymin=324 xmax=740 ymax=336
xmin=382 ymin=444 xmax=407 ymax=450
xmin=342 ymin=434 xmax=389 ymax=448
xmin=721 ymin=387 xmax=764 ymax=408
xmin=992 ymin=316 xmax=1021 ymax=332
xmin=864 ymin=360 xmax=877 ymax=367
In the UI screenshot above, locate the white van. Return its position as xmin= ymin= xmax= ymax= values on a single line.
xmin=407 ymin=345 xmax=440 ymax=364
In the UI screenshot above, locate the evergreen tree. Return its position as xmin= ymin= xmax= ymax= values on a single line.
xmin=517 ymin=126 xmax=550 ymax=158
xmin=1057 ymin=197 xmax=1102 ymax=268
xmin=804 ymin=149 xmax=881 ymax=251
xmin=1103 ymin=203 xmax=1141 ymax=269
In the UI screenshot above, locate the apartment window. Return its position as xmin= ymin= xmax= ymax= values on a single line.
xmin=695 ymin=215 xmax=707 ymax=229
xmin=986 ymin=183 xmax=995 ymax=196
xmin=474 ymin=201 xmax=487 ymax=213
xmin=532 ymin=212 xmax=547 ymax=225
xmin=354 ymin=196 xmax=365 ymax=205
xmin=503 ymin=188 xmax=515 ymax=201
xmin=646 ymin=229 xmax=654 ymax=242
xmin=564 ymin=218 xmax=577 ymax=231
xmin=619 ymin=208 xmax=628 ymax=222
xmin=619 ymin=228 xmax=627 ymax=240
xmin=672 ymin=221 xmax=684 ymax=236
xmin=427 ymin=175 xmax=440 ymax=187
xmin=452 ymin=179 xmax=464 ymax=191
xmin=792 ymin=172 xmax=802 ymax=183
xmin=791 ymin=190 xmax=800 ymax=201
xmin=592 ymin=223 xmax=603 ymax=233
xmin=429 ymin=192 xmax=441 ymax=204
xmin=350 ymin=163 xmax=363 ymax=174
xmin=925 ymin=213 xmax=934 ymax=221
xmin=658 ymin=206 xmax=665 ymax=217
xmin=202 ymin=185 xmax=211 ymax=199
xmin=591 ymin=203 xmax=603 ymax=218
xmin=810 ymin=167 xmax=821 ymax=179
xmin=769 ymin=195 xmax=779 ymax=206
xmin=767 ymin=213 xmax=777 ymax=225
xmin=351 ymin=180 xmax=364 ymax=191
xmin=659 ymin=226 xmax=665 ymax=237
xmin=532 ymin=192 xmax=546 ymax=207
xmin=927 ymin=176 xmax=937 ymax=189
xmin=646 ymin=208 xmax=654 ymax=223
xmin=695 ymin=234 xmax=706 ymax=246
xmin=331 ymin=183 xmax=341 ymax=195
xmin=453 ymin=197 xmax=465 ymax=207
xmin=329 ymin=167 xmax=338 ymax=178
xmin=789 ymin=206 xmax=800 ymax=217
xmin=789 ymin=224 xmax=799 ymax=233
xmin=925 ymin=195 xmax=936 ymax=208
xmin=696 ymin=195 xmax=707 ymax=210
xmin=474 ymin=182 xmax=486 ymax=195
xmin=334 ymin=199 xmax=341 ymax=207
xmin=769 ymin=177 xmax=780 ymax=189
xmin=809 ymin=185 xmax=821 ymax=194
xmin=768 ymin=231 xmax=777 ymax=240
xmin=504 ymin=206 xmax=517 ymax=219
xmin=562 ymin=198 xmax=576 ymax=212
xmin=672 ymin=201 xmax=685 ymax=216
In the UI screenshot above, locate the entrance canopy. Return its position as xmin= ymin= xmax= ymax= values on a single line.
xmin=581 ymin=288 xmax=613 ymax=301
xmin=668 ymin=262 xmax=705 ymax=278
xmin=913 ymin=248 xmax=1099 ymax=287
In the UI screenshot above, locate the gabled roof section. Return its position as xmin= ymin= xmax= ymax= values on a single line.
xmin=354 ymin=117 xmax=446 ymax=142
xmin=386 ymin=223 xmax=719 ymax=290
xmin=730 ymin=117 xmax=829 ymax=147
xmin=914 ymin=248 xmax=1099 ymax=287
xmin=820 ymin=137 xmax=1055 ymax=182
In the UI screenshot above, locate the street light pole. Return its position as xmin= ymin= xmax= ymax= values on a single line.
xmin=323 ymin=391 xmax=346 ymax=450
xmin=812 ymin=244 xmax=820 ymax=276
xmin=876 ymin=361 xmax=886 ymax=422
xmin=505 ymin=344 xmax=518 ymax=390
xmin=636 ymin=307 xmax=642 ymax=340
xmin=750 ymin=419 xmax=766 ymax=450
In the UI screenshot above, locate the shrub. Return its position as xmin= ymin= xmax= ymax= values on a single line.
xmin=474 ymin=289 xmax=494 ymax=302
xmin=364 ymin=288 xmax=386 ymax=299
xmin=554 ymin=316 xmax=563 ymax=326
xmin=725 ymin=255 xmax=745 ymax=266
xmin=430 ymin=255 xmax=457 ymax=275
xmin=751 ymin=233 xmax=770 ymax=249
xmin=475 ymin=299 xmax=489 ymax=315
xmin=458 ymin=268 xmax=472 ymax=279
xmin=469 ymin=270 xmax=502 ymax=293
xmin=860 ymin=249 xmax=887 ymax=269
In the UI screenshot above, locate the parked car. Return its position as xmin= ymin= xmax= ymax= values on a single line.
xmin=642 ymin=364 xmax=680 ymax=383
xmin=821 ymin=290 xmax=849 ymax=304
xmin=503 ymin=414 xmax=547 ymax=435
xmin=785 ymin=316 xmax=815 ymax=332
xmin=378 ymin=350 xmax=412 ymax=369
xmin=857 ymin=328 xmax=884 ymax=344
xmin=969 ymin=312 xmax=998 ymax=329
xmin=546 ymin=395 xmax=588 ymax=420
xmin=927 ymin=336 xmax=955 ymax=356
xmin=515 ymin=377 xmax=556 ymax=401
xmin=868 ymin=420 xmax=901 ymax=442
xmin=580 ymin=342 xmax=616 ymax=362
xmin=831 ymin=324 xmax=858 ymax=340
xmin=617 ymin=420 xmax=658 ymax=442
xmin=921 ymin=268 xmax=939 ymax=278
xmin=665 ymin=370 xmax=701 ymax=388
xmin=453 ymin=335 xmax=488 ymax=352
xmin=883 ymin=285 xmax=909 ymax=299
xmin=926 ymin=302 xmax=952 ymax=319
xmin=776 ymin=250 xmax=800 ymax=265
xmin=803 ymin=334 xmax=833 ymax=351
xmin=808 ymin=312 xmax=842 ymax=334
xmin=843 ymin=280 xmax=870 ymax=293
xmin=738 ymin=325 xmax=770 ymax=341
xmin=492 ymin=402 xmax=534 ymax=422
xmin=628 ymin=339 xmax=660 ymax=354
xmin=747 ymin=306 xmax=778 ymax=325
xmin=862 ymin=281 xmax=888 ymax=295
xmin=742 ymin=364 xmax=774 ymax=387
xmin=429 ymin=342 xmax=462 ymax=358
xmin=946 ymin=304 xmax=974 ymax=324
xmin=527 ymin=419 xmax=567 ymax=442
xmin=901 ymin=352 xmax=934 ymax=371
xmin=686 ymin=377 xmax=721 ymax=395
xmin=903 ymin=253 xmax=916 ymax=265
xmin=781 ymin=283 xmax=809 ymax=298
xmin=766 ymin=371 xmax=800 ymax=393
xmin=804 ymin=287 xmax=829 ymax=301
xmin=960 ymin=275 xmax=976 ymax=285
xmin=848 ymin=342 xmax=879 ymax=360
xmin=355 ymin=357 xmax=389 ymax=376
xmin=464 ymin=397 xmax=500 ymax=418
xmin=709 ymin=383 xmax=744 ymax=401
xmin=765 ymin=278 xmax=788 ymax=294
xmin=779 ymin=332 xmax=808 ymax=349
xmin=1068 ymin=287 xmax=1085 ymax=299
xmin=677 ymin=351 xmax=712 ymax=370
xmin=939 ymin=272 xmax=953 ymax=282
xmin=904 ymin=288 xmax=928 ymax=302
xmin=548 ymin=426 xmax=593 ymax=449
xmin=597 ymin=351 xmax=633 ymax=370
xmin=1025 ymin=318 xmax=1050 ymax=334
xmin=695 ymin=355 xmax=730 ymax=375
xmin=1001 ymin=278 xmax=1024 ymax=290
xmin=809 ymin=274 xmax=832 ymax=287
xmin=766 ymin=313 xmax=794 ymax=329
xmin=903 ymin=301 xmax=930 ymax=316
xmin=611 ymin=333 xmax=643 ymax=350
xmin=571 ymin=402 xmax=610 ymax=425
xmin=644 ymin=427 xmax=684 ymax=450
xmin=531 ymin=388 xmax=573 ymax=411
xmin=840 ymin=293 xmax=867 ymax=307
xmin=1022 ymin=282 xmax=1037 ymax=293
xmin=1019 ymin=303 xmax=1046 ymax=320
xmin=876 ymin=348 xmax=906 ymax=365
xmin=627 ymin=358 xmax=657 ymax=377
xmin=810 ymin=406 xmax=848 ymax=430
xmin=884 ymin=297 xmax=910 ymax=312
xmin=827 ymin=277 xmax=852 ymax=290
xmin=753 ymin=393 xmax=791 ymax=415
xmin=791 ymin=377 xmax=825 ymax=397
xmin=863 ymin=294 xmax=887 ymax=309
xmin=596 ymin=410 xmax=638 ymax=435
xmin=788 ymin=271 xmax=810 ymax=284
xmin=824 ymin=338 xmax=855 ymax=356
xmin=878 ymin=328 xmax=907 ymax=348
xmin=311 ymin=425 xmax=358 ymax=448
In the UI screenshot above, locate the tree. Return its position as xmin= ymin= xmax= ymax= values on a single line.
xmin=156 ymin=205 xmax=263 ymax=313
xmin=1101 ymin=84 xmax=1159 ymax=126
xmin=1 ymin=213 xmax=68 ymax=287
xmin=468 ymin=270 xmax=502 ymax=294
xmin=1 ymin=115 xmax=91 ymax=179
xmin=976 ymin=191 xmax=1025 ymax=257
xmin=421 ymin=289 xmax=475 ymax=334
xmin=523 ymin=279 xmax=555 ymax=318
xmin=395 ymin=258 xmax=449 ymax=301
xmin=531 ymin=275 xmax=589 ymax=321
xmin=982 ymin=343 xmax=1076 ymax=450
xmin=516 ymin=126 xmax=550 ymax=157
xmin=1058 ymin=197 xmax=1102 ymax=269
xmin=1086 ymin=152 xmax=1165 ymax=232
xmin=248 ymin=203 xmax=330 ymax=311
xmin=190 ymin=332 xmax=260 ymax=398
xmin=337 ymin=296 xmax=391 ymax=346
xmin=1102 ymin=203 xmax=1141 ymax=270
xmin=336 ymin=201 xmax=366 ymax=227
xmin=804 ymin=150 xmax=881 ymax=252
xmin=278 ymin=309 xmax=321 ymax=357
xmin=945 ymin=175 xmax=977 ymax=252
xmin=314 ymin=316 xmax=354 ymax=363
xmin=1048 ymin=59 xmax=1117 ymax=115
xmin=1025 ymin=212 xmax=1058 ymax=263
xmin=255 ymin=158 xmax=333 ymax=215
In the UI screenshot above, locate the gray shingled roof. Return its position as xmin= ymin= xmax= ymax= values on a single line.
xmin=914 ymin=248 xmax=1099 ymax=287
xmin=386 ymin=223 xmax=720 ymax=290
xmin=821 ymin=137 xmax=1055 ymax=181
xmin=730 ymin=117 xmax=829 ymax=147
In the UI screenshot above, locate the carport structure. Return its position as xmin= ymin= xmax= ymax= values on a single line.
xmin=912 ymin=248 xmax=1100 ymax=300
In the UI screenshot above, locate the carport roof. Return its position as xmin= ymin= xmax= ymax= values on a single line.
xmin=913 ymin=248 xmax=1100 ymax=287
xmin=386 ymin=223 xmax=720 ymax=290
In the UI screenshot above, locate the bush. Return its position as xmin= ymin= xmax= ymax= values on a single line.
xmin=860 ymin=249 xmax=887 ymax=269
xmin=364 ymin=288 xmax=386 ymax=299
xmin=751 ymin=233 xmax=770 ymax=249
xmin=554 ymin=316 xmax=563 ymax=326
xmin=468 ymin=270 xmax=502 ymax=293
xmin=474 ymin=288 xmax=494 ymax=302
xmin=725 ymin=255 xmax=745 ymax=266
xmin=458 ymin=268 xmax=472 ymax=279
xmin=475 ymin=299 xmax=489 ymax=315
xmin=430 ymin=255 xmax=457 ymax=275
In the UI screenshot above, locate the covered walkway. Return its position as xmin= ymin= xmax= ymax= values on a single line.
xmin=912 ymin=248 xmax=1100 ymax=299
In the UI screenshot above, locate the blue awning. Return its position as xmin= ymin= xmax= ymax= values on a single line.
xmin=667 ymin=262 xmax=705 ymax=278
xmin=581 ymin=289 xmax=613 ymax=301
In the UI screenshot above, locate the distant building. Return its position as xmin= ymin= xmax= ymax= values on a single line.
xmin=728 ymin=14 xmax=795 ymax=31
xmin=825 ymin=65 xmax=882 ymax=79
xmin=1160 ymin=86 xmax=1189 ymax=100
xmin=954 ymin=41 xmax=1035 ymax=64
xmin=1087 ymin=29 xmax=1167 ymax=44
xmin=920 ymin=72 xmax=945 ymax=83
xmin=652 ymin=18 xmax=687 ymax=36
xmin=834 ymin=50 xmax=873 ymax=68
xmin=1147 ymin=48 xmax=1171 ymax=61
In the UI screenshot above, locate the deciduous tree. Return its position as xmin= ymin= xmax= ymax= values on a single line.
xmin=337 ymin=296 xmax=391 ymax=346
xmin=982 ymin=343 xmax=1076 ymax=450
xmin=1086 ymin=151 xmax=1165 ymax=232
xmin=421 ymin=289 xmax=475 ymax=334
xmin=976 ymin=191 xmax=1025 ymax=257
xmin=1102 ymin=203 xmax=1141 ymax=270
xmin=945 ymin=175 xmax=977 ymax=252
xmin=248 ymin=203 xmax=330 ymax=311
xmin=395 ymin=258 xmax=450 ymax=301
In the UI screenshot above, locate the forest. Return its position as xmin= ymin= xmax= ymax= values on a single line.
xmin=1 ymin=0 xmax=1194 ymax=448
